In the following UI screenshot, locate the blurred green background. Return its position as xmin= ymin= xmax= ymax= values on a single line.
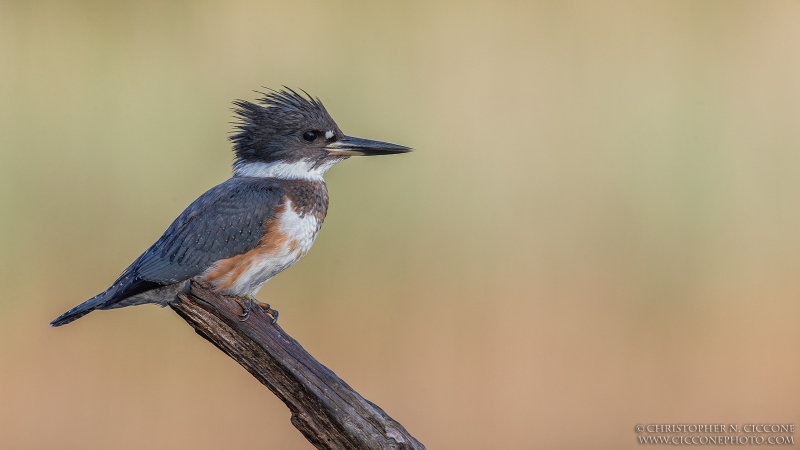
xmin=2 ymin=1 xmax=799 ymax=448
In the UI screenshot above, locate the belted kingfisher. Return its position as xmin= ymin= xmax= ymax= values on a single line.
xmin=51 ymin=88 xmax=411 ymax=327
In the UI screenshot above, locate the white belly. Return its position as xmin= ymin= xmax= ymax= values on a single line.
xmin=201 ymin=200 xmax=322 ymax=296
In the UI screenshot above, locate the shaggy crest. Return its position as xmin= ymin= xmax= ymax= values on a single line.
xmin=230 ymin=88 xmax=340 ymax=165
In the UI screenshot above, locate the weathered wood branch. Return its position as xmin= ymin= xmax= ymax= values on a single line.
xmin=169 ymin=281 xmax=426 ymax=450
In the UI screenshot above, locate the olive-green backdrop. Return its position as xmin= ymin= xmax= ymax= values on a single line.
xmin=1 ymin=1 xmax=798 ymax=448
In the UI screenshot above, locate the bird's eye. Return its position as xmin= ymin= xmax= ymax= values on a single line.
xmin=302 ymin=131 xmax=317 ymax=142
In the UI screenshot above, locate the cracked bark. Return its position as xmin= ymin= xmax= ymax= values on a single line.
xmin=169 ymin=281 xmax=426 ymax=450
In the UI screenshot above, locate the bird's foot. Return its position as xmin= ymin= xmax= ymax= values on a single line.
xmin=233 ymin=296 xmax=257 ymax=322
xmin=233 ymin=296 xmax=278 ymax=324
xmin=259 ymin=303 xmax=279 ymax=324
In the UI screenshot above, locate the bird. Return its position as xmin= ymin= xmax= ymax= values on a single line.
xmin=51 ymin=88 xmax=412 ymax=327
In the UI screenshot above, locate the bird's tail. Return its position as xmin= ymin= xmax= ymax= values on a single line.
xmin=50 ymin=289 xmax=114 ymax=327
xmin=50 ymin=273 xmax=168 ymax=327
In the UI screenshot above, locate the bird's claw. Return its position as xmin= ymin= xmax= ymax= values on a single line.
xmin=259 ymin=303 xmax=279 ymax=324
xmin=233 ymin=296 xmax=278 ymax=324
xmin=233 ymin=296 xmax=255 ymax=322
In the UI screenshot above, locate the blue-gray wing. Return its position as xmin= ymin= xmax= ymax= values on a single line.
xmin=130 ymin=177 xmax=284 ymax=284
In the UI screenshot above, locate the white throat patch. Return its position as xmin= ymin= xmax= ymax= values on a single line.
xmin=234 ymin=159 xmax=340 ymax=181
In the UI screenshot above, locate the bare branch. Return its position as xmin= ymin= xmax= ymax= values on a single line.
xmin=169 ymin=281 xmax=426 ymax=450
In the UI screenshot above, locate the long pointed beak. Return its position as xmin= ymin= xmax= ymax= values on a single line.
xmin=325 ymin=135 xmax=413 ymax=156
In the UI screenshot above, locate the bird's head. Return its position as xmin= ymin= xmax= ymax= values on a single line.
xmin=230 ymin=88 xmax=411 ymax=180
